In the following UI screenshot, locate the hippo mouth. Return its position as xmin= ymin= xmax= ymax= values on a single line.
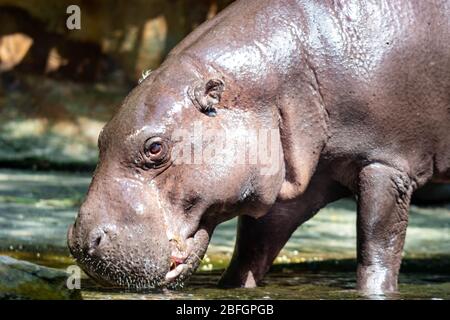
xmin=163 ymin=228 xmax=211 ymax=288
xmin=68 ymin=221 xmax=212 ymax=290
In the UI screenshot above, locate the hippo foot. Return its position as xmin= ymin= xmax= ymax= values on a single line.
xmin=218 ymin=269 xmax=258 ymax=289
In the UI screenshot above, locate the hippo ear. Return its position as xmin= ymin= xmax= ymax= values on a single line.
xmin=190 ymin=79 xmax=224 ymax=116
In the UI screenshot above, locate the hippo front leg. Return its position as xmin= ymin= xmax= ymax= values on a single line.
xmin=219 ymin=175 xmax=347 ymax=288
xmin=218 ymin=204 xmax=302 ymax=288
xmin=356 ymin=163 xmax=413 ymax=294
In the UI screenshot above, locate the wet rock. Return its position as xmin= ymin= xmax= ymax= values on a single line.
xmin=0 ymin=255 xmax=80 ymax=299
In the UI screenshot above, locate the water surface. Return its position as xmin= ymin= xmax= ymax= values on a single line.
xmin=0 ymin=169 xmax=449 ymax=299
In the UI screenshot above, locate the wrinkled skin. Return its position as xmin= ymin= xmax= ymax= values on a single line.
xmin=68 ymin=0 xmax=450 ymax=294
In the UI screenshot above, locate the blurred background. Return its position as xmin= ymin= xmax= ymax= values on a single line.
xmin=0 ymin=0 xmax=234 ymax=168
xmin=0 ymin=0 xmax=448 ymax=299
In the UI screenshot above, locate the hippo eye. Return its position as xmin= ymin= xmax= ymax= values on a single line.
xmin=149 ymin=142 xmax=162 ymax=155
xmin=143 ymin=137 xmax=168 ymax=165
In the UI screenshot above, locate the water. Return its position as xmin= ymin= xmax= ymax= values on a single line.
xmin=0 ymin=169 xmax=449 ymax=299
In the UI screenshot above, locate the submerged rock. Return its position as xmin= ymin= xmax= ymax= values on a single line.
xmin=0 ymin=255 xmax=80 ymax=300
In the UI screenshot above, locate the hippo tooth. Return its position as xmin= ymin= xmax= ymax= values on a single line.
xmin=165 ymin=264 xmax=187 ymax=282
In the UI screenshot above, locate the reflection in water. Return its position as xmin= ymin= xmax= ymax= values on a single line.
xmin=79 ymin=270 xmax=450 ymax=300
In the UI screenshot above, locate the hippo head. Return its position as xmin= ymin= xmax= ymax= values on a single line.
xmin=67 ymin=57 xmax=285 ymax=289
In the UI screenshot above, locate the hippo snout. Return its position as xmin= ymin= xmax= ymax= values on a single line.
xmin=67 ymin=214 xmax=173 ymax=289
xmin=68 ymin=223 xmax=115 ymax=256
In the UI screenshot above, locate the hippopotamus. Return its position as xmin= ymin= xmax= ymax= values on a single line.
xmin=67 ymin=0 xmax=450 ymax=294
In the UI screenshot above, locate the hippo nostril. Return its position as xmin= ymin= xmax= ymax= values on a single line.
xmin=93 ymin=235 xmax=102 ymax=247
xmin=88 ymin=230 xmax=105 ymax=254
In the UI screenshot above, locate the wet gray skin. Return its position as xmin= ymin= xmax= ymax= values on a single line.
xmin=67 ymin=0 xmax=450 ymax=292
